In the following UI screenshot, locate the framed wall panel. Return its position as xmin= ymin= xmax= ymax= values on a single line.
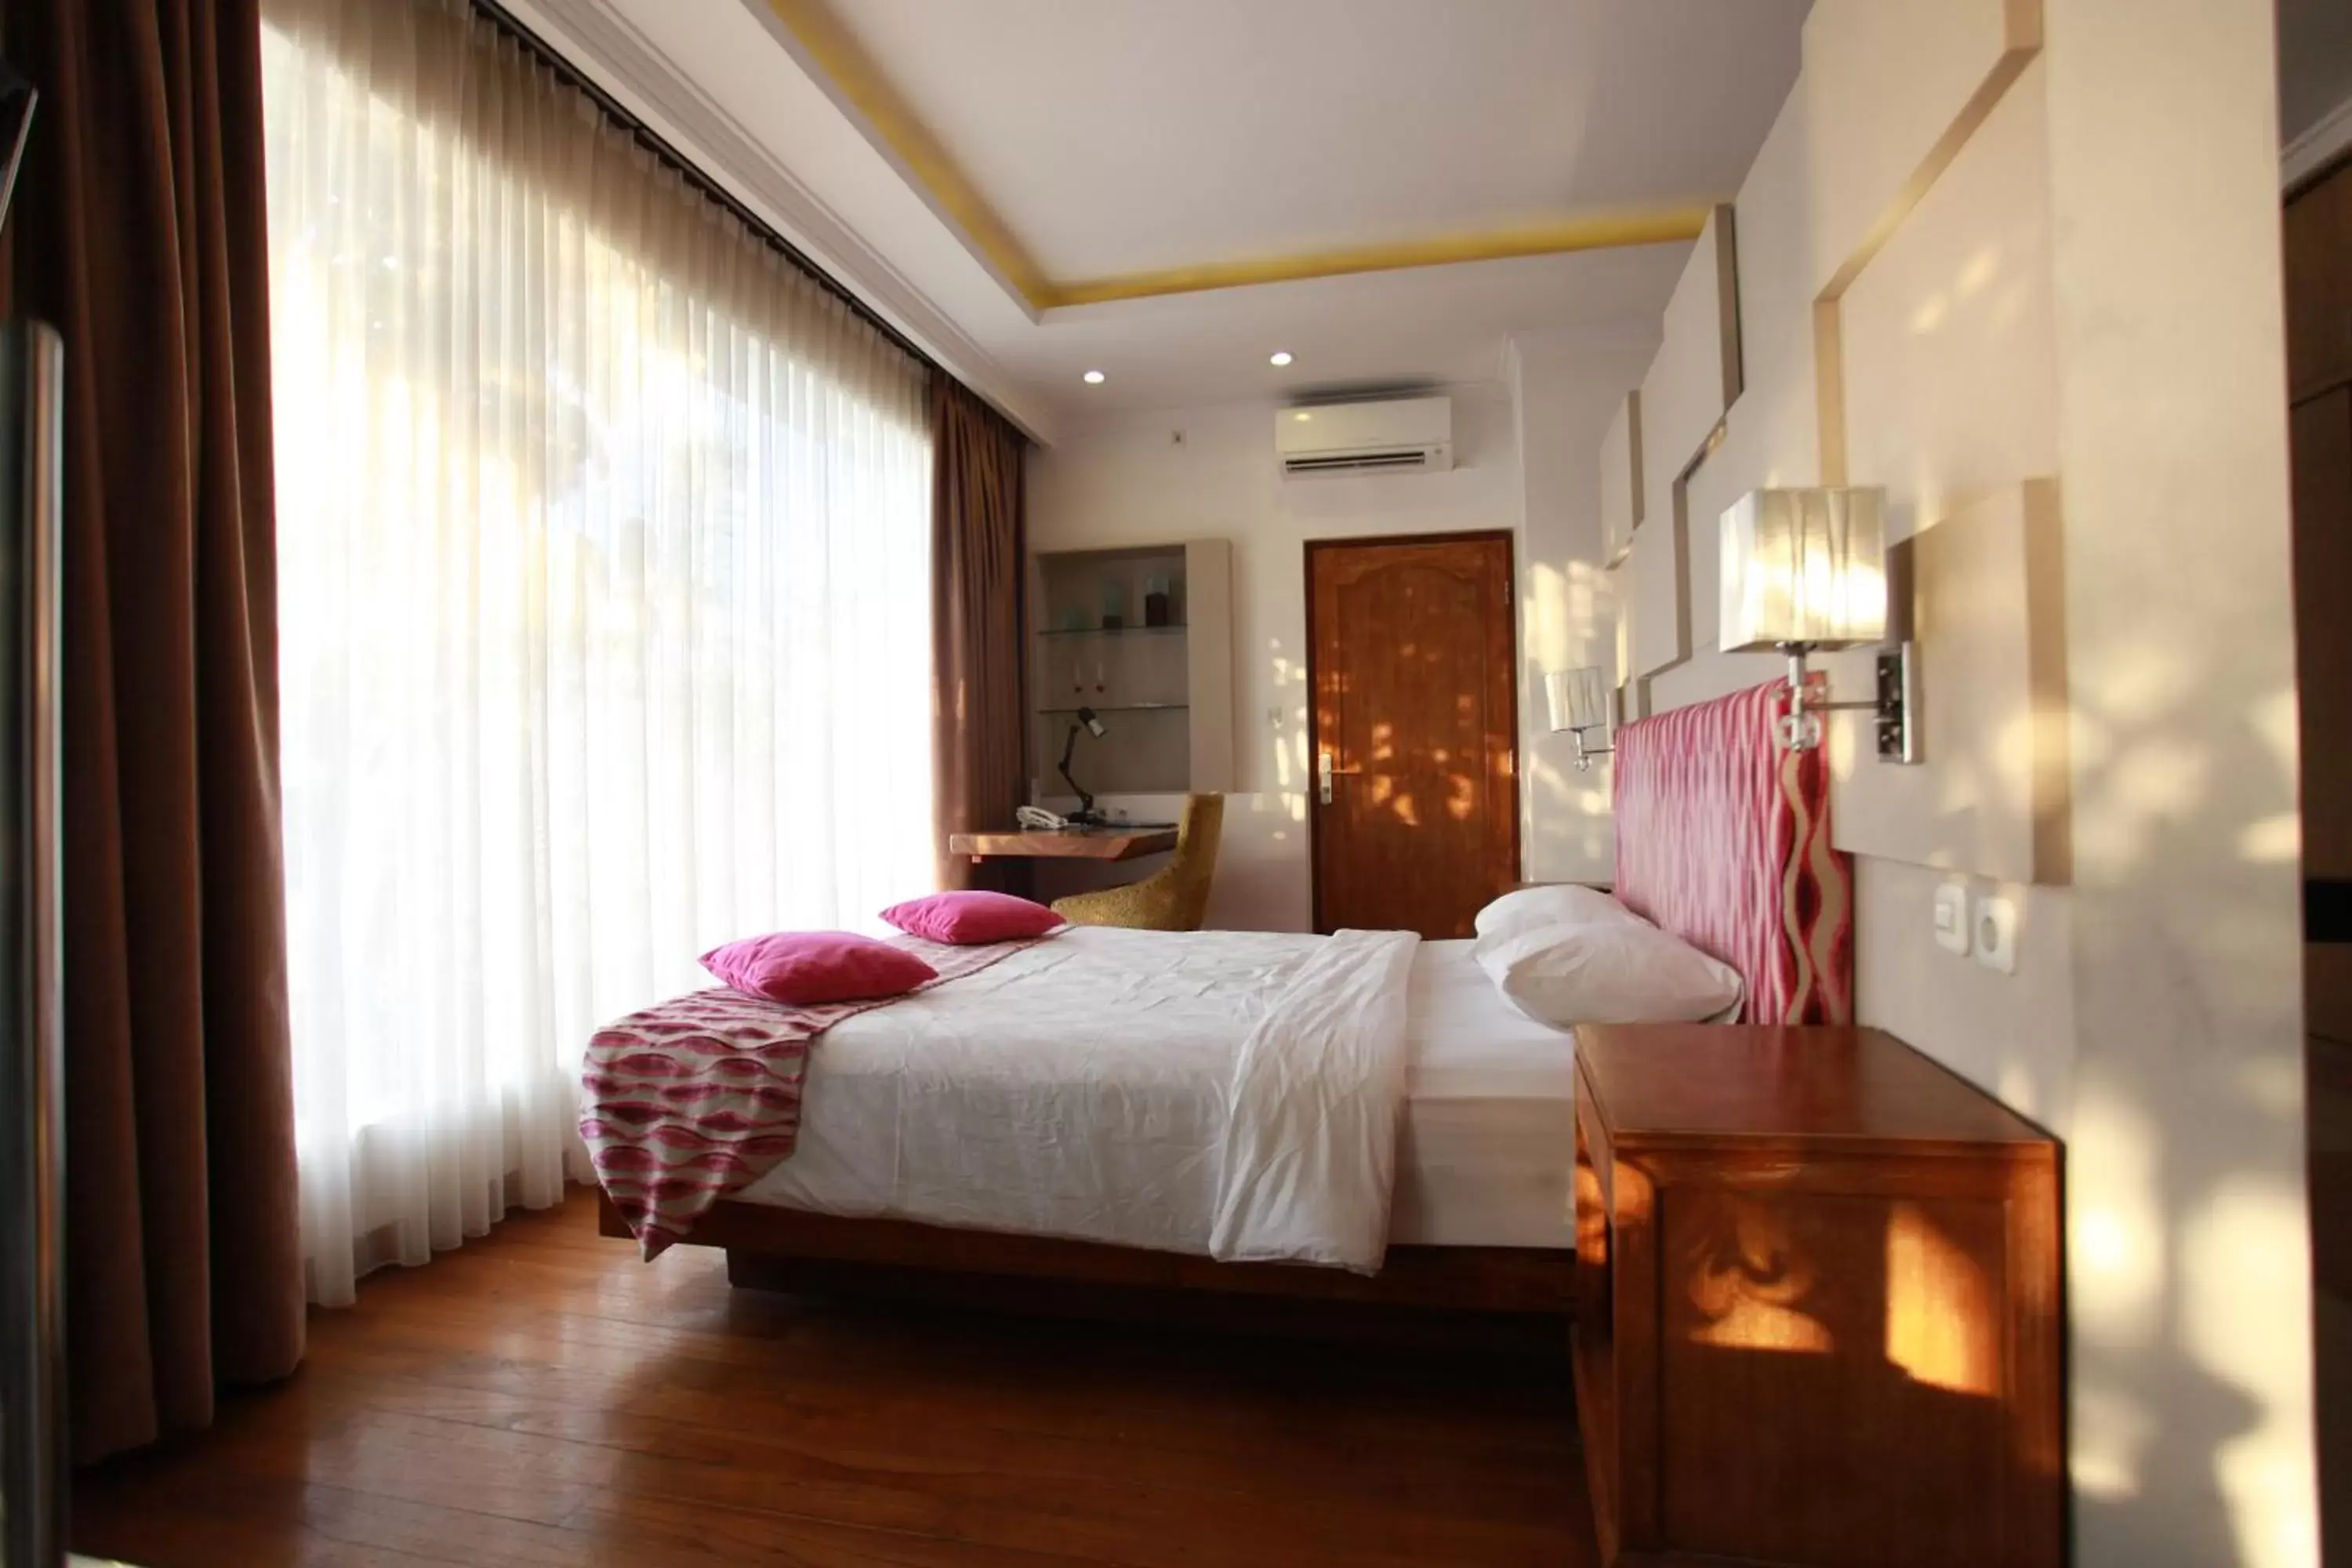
xmin=1830 ymin=481 xmax=2069 ymax=884
xmin=1600 ymin=390 xmax=1643 ymax=564
xmin=1639 ymin=205 xmax=1743 ymax=524
xmin=1802 ymin=0 xmax=2042 ymax=298
xmin=1624 ymin=518 xmax=1687 ymax=683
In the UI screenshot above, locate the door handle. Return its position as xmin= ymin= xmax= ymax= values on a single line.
xmin=1319 ymin=749 xmax=1334 ymax=805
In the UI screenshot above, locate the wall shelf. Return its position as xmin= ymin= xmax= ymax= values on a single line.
xmin=1027 ymin=540 xmax=1232 ymax=797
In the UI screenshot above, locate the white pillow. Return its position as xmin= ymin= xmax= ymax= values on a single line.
xmin=1475 ymin=920 xmax=1743 ymax=1029
xmin=1471 ymin=884 xmax=1641 ymax=946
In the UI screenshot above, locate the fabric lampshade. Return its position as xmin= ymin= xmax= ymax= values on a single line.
xmin=1719 ymin=487 xmax=1889 ymax=651
xmin=1544 ymin=670 xmax=1572 ymax=732
xmin=1544 ymin=666 xmax=1612 ymax=733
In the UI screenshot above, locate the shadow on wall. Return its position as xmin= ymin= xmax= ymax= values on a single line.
xmin=2032 ymin=670 xmax=2303 ymax=1559
xmin=1522 ymin=557 xmax=1618 ymax=880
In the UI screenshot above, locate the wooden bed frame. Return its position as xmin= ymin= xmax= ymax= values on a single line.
xmin=597 ymin=1192 xmax=1575 ymax=1317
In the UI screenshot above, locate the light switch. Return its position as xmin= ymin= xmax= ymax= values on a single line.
xmin=1974 ymin=895 xmax=2018 ymax=975
xmin=1933 ymin=882 xmax=1970 ymax=955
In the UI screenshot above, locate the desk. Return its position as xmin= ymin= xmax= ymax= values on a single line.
xmin=948 ymin=828 xmax=1178 ymax=864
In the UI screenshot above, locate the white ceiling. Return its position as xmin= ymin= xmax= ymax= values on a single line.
xmin=806 ymin=0 xmax=1813 ymax=281
xmin=997 ymin=244 xmax=1689 ymax=419
xmin=520 ymin=0 xmax=1810 ymax=436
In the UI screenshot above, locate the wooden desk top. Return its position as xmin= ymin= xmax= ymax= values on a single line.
xmin=1575 ymin=1023 xmax=2055 ymax=1157
xmin=948 ymin=828 xmax=1178 ymax=862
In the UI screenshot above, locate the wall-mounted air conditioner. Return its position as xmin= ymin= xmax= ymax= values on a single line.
xmin=1275 ymin=395 xmax=1453 ymax=478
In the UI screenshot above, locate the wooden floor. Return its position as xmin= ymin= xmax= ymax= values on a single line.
xmin=73 ymin=1190 xmax=1595 ymax=1566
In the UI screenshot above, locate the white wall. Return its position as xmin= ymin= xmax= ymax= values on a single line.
xmin=1028 ymin=376 xmax=1631 ymax=930
xmin=1511 ymin=329 xmax=1657 ymax=884
xmin=1584 ymin=1 xmax=2318 ymax=1562
xmin=2045 ymin=5 xmax=2309 ymax=1560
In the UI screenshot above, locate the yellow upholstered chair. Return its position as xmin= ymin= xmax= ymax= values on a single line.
xmin=1051 ymin=793 xmax=1225 ymax=931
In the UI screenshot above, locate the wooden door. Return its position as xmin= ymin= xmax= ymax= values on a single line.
xmin=1308 ymin=532 xmax=1519 ymax=937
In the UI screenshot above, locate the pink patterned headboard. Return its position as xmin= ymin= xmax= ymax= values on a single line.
xmin=1612 ymin=679 xmax=1853 ymax=1024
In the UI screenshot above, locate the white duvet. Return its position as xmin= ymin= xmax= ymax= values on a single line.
xmin=737 ymin=925 xmax=1421 ymax=1272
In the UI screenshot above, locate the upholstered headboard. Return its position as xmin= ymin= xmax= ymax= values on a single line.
xmin=1612 ymin=679 xmax=1853 ymax=1024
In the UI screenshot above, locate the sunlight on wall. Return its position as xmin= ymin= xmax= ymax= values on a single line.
xmin=2074 ymin=641 xmax=2200 ymax=729
xmin=2071 ymin=1379 xmax=2155 ymax=1501
xmin=2240 ymin=1052 xmax=2306 ymax=1123
xmin=1530 ymin=562 xmax=1571 ymax=673
xmin=1989 ymin=710 xmax=2041 ymax=800
xmin=2071 ymin=739 xmax=2213 ymax=873
xmin=1958 ymin=244 xmax=2002 ymax=299
xmin=2069 ymin=1086 xmax=2168 ymax=1347
xmin=1567 ymin=559 xmax=1613 ymax=672
xmin=2253 ymin=686 xmax=2300 ymax=776
xmin=1529 ymin=559 xmax=1616 ymax=677
xmin=1998 ymin=1062 xmax=2042 ymax=1120
xmin=2186 ymin=1178 xmax=2326 ymax=1568
xmin=2240 ymin=811 xmax=2302 ymax=863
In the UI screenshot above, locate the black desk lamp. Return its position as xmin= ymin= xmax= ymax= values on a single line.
xmin=1058 ymin=706 xmax=1108 ymax=827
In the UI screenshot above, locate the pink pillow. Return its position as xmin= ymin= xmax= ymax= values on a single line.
xmin=699 ymin=931 xmax=937 ymax=1005
xmin=880 ymin=890 xmax=1065 ymax=946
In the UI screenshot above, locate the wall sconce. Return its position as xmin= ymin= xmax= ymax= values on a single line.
xmin=1719 ymin=486 xmax=1917 ymax=760
xmin=1545 ymin=666 xmax=1617 ymax=771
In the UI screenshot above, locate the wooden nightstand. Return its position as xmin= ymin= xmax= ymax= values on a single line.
xmin=1572 ymin=1024 xmax=2062 ymax=1568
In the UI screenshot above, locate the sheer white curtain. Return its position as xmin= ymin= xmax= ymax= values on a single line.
xmin=260 ymin=0 xmax=936 ymax=1305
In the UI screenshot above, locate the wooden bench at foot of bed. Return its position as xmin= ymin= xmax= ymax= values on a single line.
xmin=596 ymin=1192 xmax=1573 ymax=1317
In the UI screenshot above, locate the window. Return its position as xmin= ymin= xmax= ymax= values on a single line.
xmin=261 ymin=0 xmax=934 ymax=1304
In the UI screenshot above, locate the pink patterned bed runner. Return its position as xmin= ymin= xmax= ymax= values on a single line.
xmin=582 ymin=936 xmax=1041 ymax=1258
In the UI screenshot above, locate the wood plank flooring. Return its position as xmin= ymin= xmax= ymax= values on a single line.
xmin=72 ymin=1189 xmax=1595 ymax=1566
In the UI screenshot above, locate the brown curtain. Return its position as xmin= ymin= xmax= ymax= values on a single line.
xmin=0 ymin=0 xmax=305 ymax=1460
xmin=931 ymin=376 xmax=1029 ymax=894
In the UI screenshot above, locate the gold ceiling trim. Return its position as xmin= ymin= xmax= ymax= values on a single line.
xmin=762 ymin=0 xmax=1054 ymax=306
xmin=764 ymin=0 xmax=1708 ymax=312
xmin=1048 ymin=210 xmax=1711 ymax=307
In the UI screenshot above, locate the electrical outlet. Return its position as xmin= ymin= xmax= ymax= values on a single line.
xmin=1973 ymin=895 xmax=2018 ymax=975
xmin=1933 ymin=882 xmax=1970 ymax=955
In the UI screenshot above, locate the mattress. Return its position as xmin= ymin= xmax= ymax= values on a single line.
xmin=1392 ymin=938 xmax=1577 ymax=1248
xmin=733 ymin=930 xmax=1576 ymax=1254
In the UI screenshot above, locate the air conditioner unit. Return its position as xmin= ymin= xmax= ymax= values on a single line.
xmin=1276 ymin=395 xmax=1453 ymax=478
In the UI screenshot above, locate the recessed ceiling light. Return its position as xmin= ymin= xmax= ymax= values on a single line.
xmin=1083 ymin=369 xmax=1106 ymax=384
xmin=1269 ymin=350 xmax=1294 ymax=367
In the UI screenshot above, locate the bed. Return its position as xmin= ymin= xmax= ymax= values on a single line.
xmin=588 ymin=677 xmax=1851 ymax=1319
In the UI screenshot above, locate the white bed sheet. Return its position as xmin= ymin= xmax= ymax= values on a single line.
xmin=735 ymin=929 xmax=1575 ymax=1256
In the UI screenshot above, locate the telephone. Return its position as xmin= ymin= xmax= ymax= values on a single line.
xmin=1015 ymin=805 xmax=1076 ymax=832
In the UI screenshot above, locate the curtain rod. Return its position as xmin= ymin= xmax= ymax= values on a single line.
xmin=469 ymin=0 xmax=939 ymax=377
